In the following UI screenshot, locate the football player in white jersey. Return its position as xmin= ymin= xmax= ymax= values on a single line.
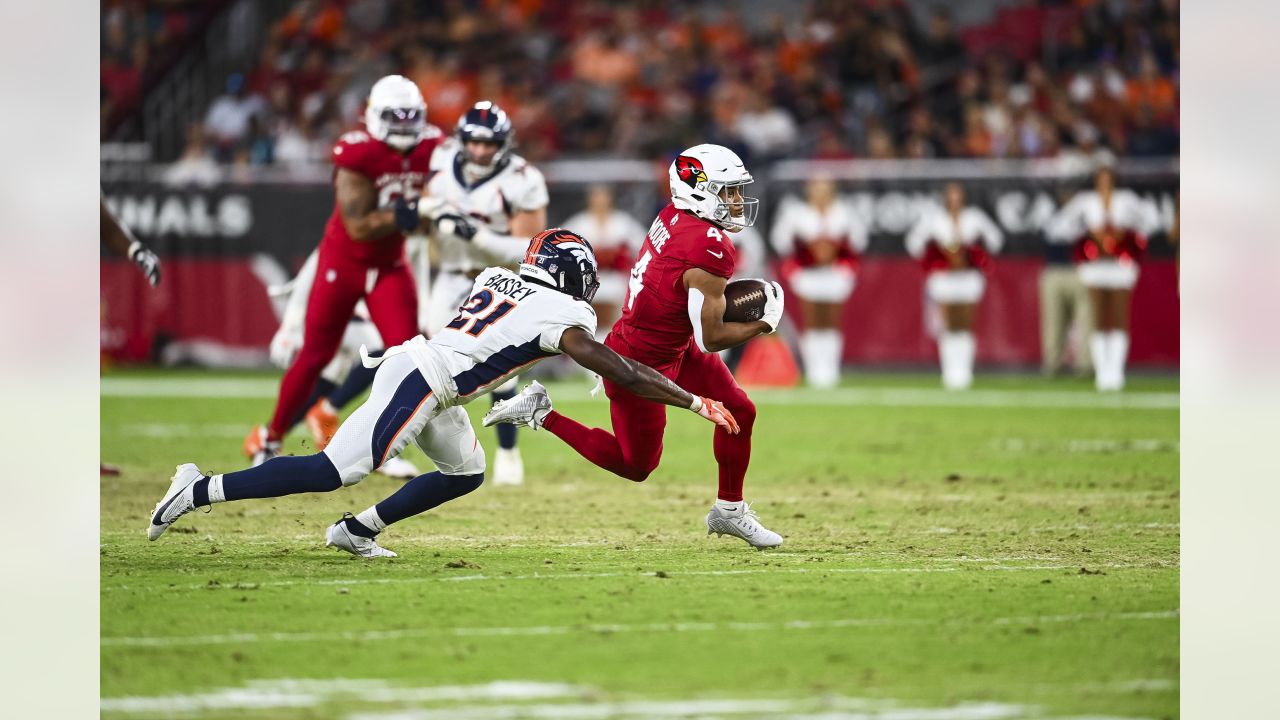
xmin=147 ymin=229 xmax=739 ymax=558
xmin=411 ymin=101 xmax=548 ymax=486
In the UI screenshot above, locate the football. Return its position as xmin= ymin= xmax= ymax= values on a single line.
xmin=723 ymin=278 xmax=769 ymax=323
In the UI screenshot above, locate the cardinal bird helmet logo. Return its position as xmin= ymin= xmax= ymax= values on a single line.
xmin=674 ymin=155 xmax=708 ymax=188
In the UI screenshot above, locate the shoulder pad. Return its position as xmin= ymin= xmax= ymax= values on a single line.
xmin=337 ymin=130 xmax=372 ymax=146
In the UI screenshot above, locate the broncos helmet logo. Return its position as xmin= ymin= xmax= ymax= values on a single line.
xmin=675 ymin=155 xmax=708 ymax=188
xmin=524 ymin=228 xmax=597 ymax=267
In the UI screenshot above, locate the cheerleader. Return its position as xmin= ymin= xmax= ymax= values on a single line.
xmin=905 ymin=182 xmax=1004 ymax=390
xmin=561 ymin=186 xmax=646 ymax=337
xmin=1047 ymin=167 xmax=1158 ymax=391
xmin=771 ymin=177 xmax=869 ymax=388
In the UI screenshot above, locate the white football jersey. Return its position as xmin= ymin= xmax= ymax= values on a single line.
xmin=905 ymin=206 xmax=1004 ymax=257
xmin=400 ymin=267 xmax=597 ymax=407
xmin=427 ymin=140 xmax=549 ymax=272
xmin=770 ymin=196 xmax=869 ymax=256
xmin=1046 ymin=189 xmax=1158 ymax=243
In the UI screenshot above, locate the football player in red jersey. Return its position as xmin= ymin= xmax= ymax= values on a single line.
xmin=486 ymin=144 xmax=787 ymax=549
xmin=244 ymin=75 xmax=458 ymax=464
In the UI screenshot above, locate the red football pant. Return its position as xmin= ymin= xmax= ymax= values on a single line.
xmin=543 ymin=336 xmax=756 ymax=502
xmin=267 ymin=248 xmax=419 ymax=439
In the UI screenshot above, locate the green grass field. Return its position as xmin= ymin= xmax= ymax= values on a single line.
xmin=101 ymin=369 xmax=1179 ymax=720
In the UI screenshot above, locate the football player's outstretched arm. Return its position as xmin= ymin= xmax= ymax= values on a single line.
xmin=102 ymin=197 xmax=161 ymax=287
xmin=336 ymin=168 xmax=421 ymax=241
xmin=467 ymin=207 xmax=548 ymax=263
xmin=559 ymin=327 xmax=739 ymax=433
xmin=683 ymin=268 xmax=772 ymax=352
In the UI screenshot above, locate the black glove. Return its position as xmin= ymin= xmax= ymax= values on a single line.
xmin=435 ymin=212 xmax=478 ymax=242
xmin=393 ymin=197 xmax=420 ymax=233
xmin=128 ymin=241 xmax=161 ymax=287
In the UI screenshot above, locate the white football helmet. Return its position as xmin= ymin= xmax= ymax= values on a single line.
xmin=364 ymin=75 xmax=427 ymax=151
xmin=668 ymin=144 xmax=760 ymax=232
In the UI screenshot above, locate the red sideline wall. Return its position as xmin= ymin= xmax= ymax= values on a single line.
xmin=102 ymin=258 xmax=1179 ymax=367
xmin=778 ymin=258 xmax=1178 ymax=367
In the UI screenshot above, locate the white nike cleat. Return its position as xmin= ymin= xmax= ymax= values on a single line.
xmin=492 ymin=447 xmax=525 ymax=486
xmin=377 ymin=455 xmax=420 ymax=479
xmin=147 ymin=463 xmax=206 ymax=541
xmin=706 ymin=501 xmax=784 ymax=550
xmin=325 ymin=514 xmax=397 ymax=558
xmin=483 ymin=381 xmax=552 ymax=430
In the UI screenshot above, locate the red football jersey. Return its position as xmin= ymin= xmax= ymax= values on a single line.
xmin=612 ymin=203 xmax=737 ymax=365
xmin=319 ymin=126 xmax=443 ymax=268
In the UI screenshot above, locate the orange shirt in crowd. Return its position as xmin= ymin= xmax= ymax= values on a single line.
xmin=276 ymin=1 xmax=344 ymax=46
xmin=572 ymin=35 xmax=640 ymax=87
xmin=411 ymin=66 xmax=476 ymax=129
xmin=1126 ymin=77 xmax=1177 ymax=121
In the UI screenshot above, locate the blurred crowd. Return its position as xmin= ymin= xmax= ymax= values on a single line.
xmin=105 ymin=0 xmax=1179 ymax=173
xmin=101 ymin=1 xmax=208 ymax=133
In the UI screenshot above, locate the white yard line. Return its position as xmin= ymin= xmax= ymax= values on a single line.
xmin=118 ymin=423 xmax=249 ymax=438
xmin=103 ymin=561 xmax=1169 ymax=594
xmin=101 ymin=610 xmax=1176 ymax=648
xmin=101 ymin=680 xmax=588 ymax=714
xmin=100 ymin=679 xmax=1166 ymax=718
xmin=102 ymin=377 xmax=1177 ymax=410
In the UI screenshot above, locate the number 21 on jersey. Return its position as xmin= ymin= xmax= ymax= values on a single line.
xmin=445 ymin=290 xmax=516 ymax=336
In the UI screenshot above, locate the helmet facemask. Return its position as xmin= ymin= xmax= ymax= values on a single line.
xmin=455 ymin=102 xmax=514 ymax=179
xmin=377 ymin=106 xmax=426 ymax=150
xmin=709 ymin=180 xmax=760 ymax=232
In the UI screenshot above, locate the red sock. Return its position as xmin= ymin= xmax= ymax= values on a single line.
xmin=712 ymin=403 xmax=755 ymax=503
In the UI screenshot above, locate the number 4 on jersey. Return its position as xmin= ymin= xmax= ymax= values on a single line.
xmin=626 ymin=249 xmax=653 ymax=311
xmin=446 ymin=290 xmax=517 ymax=336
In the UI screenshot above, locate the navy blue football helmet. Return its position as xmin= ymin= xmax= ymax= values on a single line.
xmin=519 ymin=228 xmax=600 ymax=303
xmin=455 ymin=100 xmax=514 ymax=167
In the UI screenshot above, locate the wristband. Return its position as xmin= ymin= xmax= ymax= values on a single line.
xmin=688 ymin=396 xmax=703 ymax=413
xmin=393 ymin=198 xmax=419 ymax=233
xmin=127 ymin=240 xmax=143 ymax=259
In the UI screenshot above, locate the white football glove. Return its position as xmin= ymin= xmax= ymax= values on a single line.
xmin=269 ymin=323 xmax=303 ymax=369
xmin=128 ymin=240 xmax=161 ymax=287
xmin=760 ymin=280 xmax=785 ymax=333
xmin=416 ymin=196 xmax=450 ymax=222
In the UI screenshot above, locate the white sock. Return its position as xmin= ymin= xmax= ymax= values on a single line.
xmin=939 ymin=332 xmax=964 ymax=389
xmin=714 ymin=498 xmax=742 ymax=514
xmin=1108 ymin=330 xmax=1129 ymax=389
xmin=1090 ymin=333 xmax=1109 ymax=390
xmin=955 ymin=331 xmax=975 ymax=389
xmin=817 ymin=329 xmax=843 ymax=388
xmin=207 ymin=474 xmax=226 ymax=504
xmin=355 ymin=506 xmax=387 ymax=534
xmin=799 ymin=332 xmax=818 ymax=386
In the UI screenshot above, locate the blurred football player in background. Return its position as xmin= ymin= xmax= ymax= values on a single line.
xmin=906 ymin=182 xmax=1004 ymax=390
xmin=770 ymin=177 xmax=867 ymax=389
xmin=414 ymin=101 xmax=548 ymax=486
xmin=244 ymin=75 xmax=452 ymax=465
xmin=263 ymin=248 xmax=419 ymax=478
xmin=560 ymin=186 xmax=646 ymax=336
xmin=1047 ymin=167 xmax=1158 ymax=391
xmin=149 ymin=229 xmax=738 ymax=557
xmin=487 ymin=144 xmax=786 ymax=549
xmin=101 ymin=197 xmax=162 ymax=476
